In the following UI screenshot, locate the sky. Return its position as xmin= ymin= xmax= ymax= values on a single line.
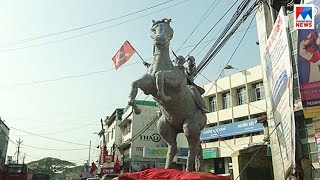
xmin=0 ymin=0 xmax=261 ymax=165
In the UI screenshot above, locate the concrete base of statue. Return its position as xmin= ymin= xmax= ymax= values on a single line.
xmin=118 ymin=168 xmax=231 ymax=180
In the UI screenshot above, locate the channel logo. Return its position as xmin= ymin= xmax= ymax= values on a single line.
xmin=294 ymin=4 xmax=315 ymax=29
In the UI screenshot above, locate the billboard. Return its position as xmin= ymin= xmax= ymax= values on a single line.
xmin=260 ymin=7 xmax=295 ymax=178
xmin=315 ymin=135 xmax=320 ymax=165
xmin=200 ymin=118 xmax=263 ymax=141
xmin=296 ymin=0 xmax=320 ymax=118
xmin=142 ymin=147 xmax=188 ymax=158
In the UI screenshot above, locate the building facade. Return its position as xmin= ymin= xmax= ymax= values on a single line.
xmin=96 ymin=108 xmax=124 ymax=176
xmin=115 ymin=100 xmax=189 ymax=172
xmin=119 ymin=100 xmax=167 ymax=172
xmin=0 ymin=119 xmax=9 ymax=169
xmin=255 ymin=0 xmax=320 ymax=179
xmin=201 ymin=65 xmax=266 ymax=175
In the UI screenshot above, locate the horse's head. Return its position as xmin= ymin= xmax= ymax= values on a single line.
xmin=150 ymin=18 xmax=174 ymax=48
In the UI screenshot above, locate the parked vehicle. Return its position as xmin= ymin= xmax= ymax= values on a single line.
xmin=2 ymin=164 xmax=32 ymax=180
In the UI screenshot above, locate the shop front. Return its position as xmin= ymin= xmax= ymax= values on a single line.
xmin=202 ymin=147 xmax=229 ymax=174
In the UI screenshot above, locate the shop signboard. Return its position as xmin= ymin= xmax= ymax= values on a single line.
xmin=143 ymin=147 xmax=167 ymax=158
xmin=202 ymin=147 xmax=219 ymax=159
xmin=316 ymin=135 xmax=320 ymax=165
xmin=200 ymin=118 xmax=263 ymax=140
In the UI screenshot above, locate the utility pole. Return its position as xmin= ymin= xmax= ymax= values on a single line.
xmin=100 ymin=118 xmax=106 ymax=145
xmin=16 ymin=138 xmax=23 ymax=164
xmin=88 ymin=140 xmax=91 ymax=165
xmin=22 ymin=153 xmax=26 ymax=164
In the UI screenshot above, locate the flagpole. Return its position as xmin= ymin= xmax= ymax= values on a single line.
xmin=134 ymin=50 xmax=146 ymax=63
xmin=126 ymin=41 xmax=149 ymax=66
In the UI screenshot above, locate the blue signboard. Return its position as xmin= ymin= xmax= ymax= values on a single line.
xmin=200 ymin=118 xmax=263 ymax=141
xmin=177 ymin=148 xmax=188 ymax=157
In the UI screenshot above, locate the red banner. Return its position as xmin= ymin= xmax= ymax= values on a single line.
xmin=99 ymin=144 xmax=107 ymax=165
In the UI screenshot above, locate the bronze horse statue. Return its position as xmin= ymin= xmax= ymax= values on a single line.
xmin=128 ymin=18 xmax=207 ymax=172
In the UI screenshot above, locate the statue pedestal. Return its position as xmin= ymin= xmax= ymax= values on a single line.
xmin=118 ymin=168 xmax=231 ymax=180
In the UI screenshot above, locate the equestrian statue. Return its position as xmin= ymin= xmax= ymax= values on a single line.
xmin=128 ymin=18 xmax=208 ymax=172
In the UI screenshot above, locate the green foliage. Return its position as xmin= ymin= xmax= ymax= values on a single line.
xmin=28 ymin=157 xmax=76 ymax=178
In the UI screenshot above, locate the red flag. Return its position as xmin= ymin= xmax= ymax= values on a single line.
xmin=113 ymin=156 xmax=121 ymax=173
xmin=89 ymin=162 xmax=98 ymax=174
xmin=112 ymin=40 xmax=135 ymax=70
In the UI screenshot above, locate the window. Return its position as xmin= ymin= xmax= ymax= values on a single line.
xmin=111 ymin=128 xmax=114 ymax=139
xmin=107 ymin=132 xmax=110 ymax=142
xmin=124 ymin=122 xmax=131 ymax=135
xmin=236 ymin=87 xmax=246 ymax=105
xmin=250 ymin=82 xmax=265 ymax=102
xmin=209 ymin=96 xmax=217 ymax=112
xmin=222 ymin=92 xmax=231 ymax=109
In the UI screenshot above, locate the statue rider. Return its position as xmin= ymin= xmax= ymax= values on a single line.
xmin=174 ymin=55 xmax=208 ymax=113
xmin=143 ymin=55 xmax=209 ymax=113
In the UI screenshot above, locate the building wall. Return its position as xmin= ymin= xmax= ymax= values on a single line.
xmin=105 ymin=118 xmax=122 ymax=159
xmin=0 ymin=121 xmax=9 ymax=168
xmin=131 ymin=104 xmax=167 ymax=151
xmin=201 ymin=65 xmax=266 ymax=174
xmin=119 ymin=102 xmax=167 ymax=172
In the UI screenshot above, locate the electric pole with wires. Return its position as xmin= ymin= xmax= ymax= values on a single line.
xmin=16 ymin=138 xmax=23 ymax=164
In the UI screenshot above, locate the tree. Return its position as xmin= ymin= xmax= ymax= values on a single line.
xmin=28 ymin=157 xmax=76 ymax=178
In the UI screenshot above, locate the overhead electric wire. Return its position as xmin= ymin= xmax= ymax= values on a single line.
xmin=16 ymin=61 xmax=141 ymax=86
xmin=196 ymin=0 xmax=262 ymax=76
xmin=20 ymin=120 xmax=100 ymax=136
xmin=10 ymin=126 xmax=89 ymax=147
xmin=203 ymin=12 xmax=257 ymax=97
xmin=176 ymin=0 xmax=221 ymax=52
xmin=200 ymin=11 xmax=267 ymax=113
xmin=181 ymin=24 xmax=256 ymax=55
xmin=11 ymin=23 xmax=255 ymax=86
xmin=0 ymin=0 xmax=177 ymax=48
xmin=193 ymin=8 xmax=255 ymax=57
xmin=195 ymin=0 xmax=253 ymax=74
xmin=6 ymin=1 xmax=262 ymax=160
xmin=13 ymin=25 xmax=254 ymax=87
xmin=9 ymin=137 xmax=96 ymax=152
xmin=199 ymin=10 xmax=255 ymax=146
xmin=0 ymin=0 xmax=191 ymax=53
xmin=21 ymin=144 xmax=89 ymax=151
xmin=186 ymin=0 xmax=241 ymax=56
xmin=200 ymin=6 xmax=265 ymax=152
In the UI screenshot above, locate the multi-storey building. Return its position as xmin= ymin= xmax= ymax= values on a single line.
xmin=96 ymin=108 xmax=124 ymax=176
xmin=201 ymin=65 xmax=266 ymax=175
xmin=104 ymin=108 xmax=124 ymax=160
xmin=256 ymin=0 xmax=320 ymax=179
xmin=0 ymin=119 xmax=9 ymax=169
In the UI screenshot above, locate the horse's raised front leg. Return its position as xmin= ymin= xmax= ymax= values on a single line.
xmin=157 ymin=115 xmax=178 ymax=169
xmin=155 ymin=71 xmax=171 ymax=101
xmin=128 ymin=74 xmax=154 ymax=114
